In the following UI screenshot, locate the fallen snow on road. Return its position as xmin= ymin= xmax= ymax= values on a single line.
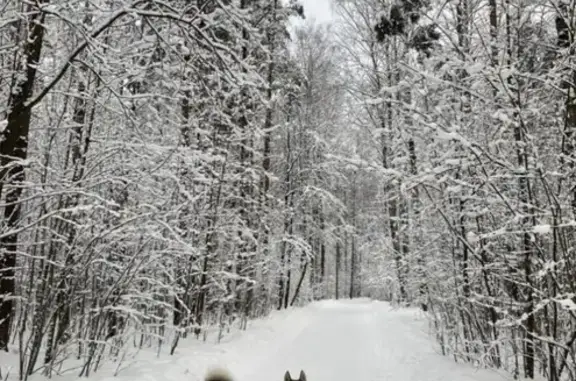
xmin=239 ymin=299 xmax=511 ymax=381
xmin=1 ymin=299 xmax=513 ymax=381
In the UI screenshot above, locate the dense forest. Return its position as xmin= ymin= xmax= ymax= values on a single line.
xmin=1 ymin=0 xmax=576 ymax=380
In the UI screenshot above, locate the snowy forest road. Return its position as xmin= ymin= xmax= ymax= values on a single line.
xmin=230 ymin=300 xmax=508 ymax=381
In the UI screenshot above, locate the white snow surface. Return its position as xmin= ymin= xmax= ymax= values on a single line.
xmin=1 ymin=299 xmax=512 ymax=381
xmin=533 ymin=224 xmax=552 ymax=234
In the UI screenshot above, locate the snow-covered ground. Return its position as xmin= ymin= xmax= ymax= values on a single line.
xmin=1 ymin=299 xmax=512 ymax=381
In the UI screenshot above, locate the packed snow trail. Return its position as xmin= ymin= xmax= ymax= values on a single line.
xmin=225 ymin=299 xmax=509 ymax=381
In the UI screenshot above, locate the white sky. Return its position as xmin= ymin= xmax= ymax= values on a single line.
xmin=299 ymin=0 xmax=334 ymax=24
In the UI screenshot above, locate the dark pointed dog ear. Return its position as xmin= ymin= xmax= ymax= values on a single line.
xmin=284 ymin=371 xmax=292 ymax=381
xmin=299 ymin=370 xmax=306 ymax=381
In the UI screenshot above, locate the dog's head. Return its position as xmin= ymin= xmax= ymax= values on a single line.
xmin=284 ymin=370 xmax=306 ymax=381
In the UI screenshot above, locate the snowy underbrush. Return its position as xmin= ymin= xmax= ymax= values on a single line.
xmin=0 ymin=306 xmax=311 ymax=381
xmin=424 ymin=306 xmax=549 ymax=381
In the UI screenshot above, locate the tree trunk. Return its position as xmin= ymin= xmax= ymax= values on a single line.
xmin=290 ymin=259 xmax=308 ymax=306
xmin=0 ymin=2 xmax=47 ymax=351
xmin=335 ymin=240 xmax=341 ymax=299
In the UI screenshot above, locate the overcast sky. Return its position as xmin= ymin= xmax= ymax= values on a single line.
xmin=299 ymin=0 xmax=334 ymax=24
